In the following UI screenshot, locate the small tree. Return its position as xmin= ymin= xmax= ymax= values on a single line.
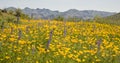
xmin=54 ymin=16 xmax=64 ymax=21
xmin=15 ymin=8 xmax=22 ymax=24
xmin=93 ymin=15 xmax=101 ymax=22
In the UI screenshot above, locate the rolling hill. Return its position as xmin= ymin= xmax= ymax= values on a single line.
xmin=96 ymin=13 xmax=120 ymax=25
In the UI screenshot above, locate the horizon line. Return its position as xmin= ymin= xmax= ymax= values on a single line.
xmin=0 ymin=6 xmax=118 ymax=13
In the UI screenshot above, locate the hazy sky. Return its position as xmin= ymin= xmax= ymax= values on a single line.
xmin=0 ymin=0 xmax=120 ymax=12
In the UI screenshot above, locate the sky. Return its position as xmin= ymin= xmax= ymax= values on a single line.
xmin=0 ymin=0 xmax=120 ymax=12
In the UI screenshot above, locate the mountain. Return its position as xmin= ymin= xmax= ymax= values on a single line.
xmin=5 ymin=7 xmax=116 ymax=20
xmin=22 ymin=7 xmax=59 ymax=19
xmin=5 ymin=7 xmax=16 ymax=11
xmin=61 ymin=9 xmax=116 ymax=19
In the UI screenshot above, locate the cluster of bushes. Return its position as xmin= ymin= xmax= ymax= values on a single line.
xmin=0 ymin=8 xmax=30 ymax=31
xmin=94 ymin=15 xmax=120 ymax=25
xmin=53 ymin=16 xmax=82 ymax=22
xmin=0 ymin=8 xmax=30 ymax=24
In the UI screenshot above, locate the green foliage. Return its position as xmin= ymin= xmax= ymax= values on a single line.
xmin=8 ymin=10 xmax=14 ymax=15
xmin=13 ymin=8 xmax=30 ymax=24
xmin=93 ymin=15 xmax=102 ymax=22
xmin=0 ymin=8 xmax=30 ymax=25
xmin=67 ymin=16 xmax=82 ymax=22
xmin=0 ymin=10 xmax=16 ymax=26
xmin=54 ymin=16 xmax=64 ymax=21
xmin=53 ymin=16 xmax=82 ymax=22
xmin=15 ymin=8 xmax=22 ymax=17
xmin=96 ymin=13 xmax=120 ymax=25
xmin=0 ymin=13 xmax=16 ymax=23
xmin=21 ymin=13 xmax=30 ymax=19
xmin=6 ymin=14 xmax=16 ymax=23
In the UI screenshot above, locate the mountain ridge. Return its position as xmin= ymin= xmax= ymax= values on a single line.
xmin=5 ymin=7 xmax=116 ymax=20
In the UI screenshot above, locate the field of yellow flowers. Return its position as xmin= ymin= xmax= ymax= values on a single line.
xmin=0 ymin=20 xmax=120 ymax=63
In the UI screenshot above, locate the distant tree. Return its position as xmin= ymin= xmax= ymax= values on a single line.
xmin=93 ymin=15 xmax=101 ymax=22
xmin=67 ymin=16 xmax=82 ymax=22
xmin=54 ymin=16 xmax=64 ymax=21
xmin=15 ymin=8 xmax=22 ymax=24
